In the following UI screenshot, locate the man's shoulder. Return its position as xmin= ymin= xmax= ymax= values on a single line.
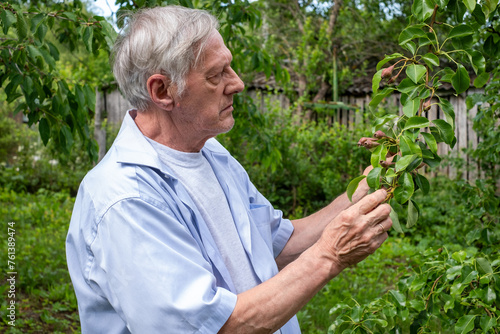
xmin=79 ymin=147 xmax=168 ymax=213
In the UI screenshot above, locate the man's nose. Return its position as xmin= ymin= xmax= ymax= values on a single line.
xmin=225 ymin=67 xmax=245 ymax=95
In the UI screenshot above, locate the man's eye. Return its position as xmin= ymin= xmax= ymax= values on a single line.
xmin=208 ymin=72 xmax=223 ymax=83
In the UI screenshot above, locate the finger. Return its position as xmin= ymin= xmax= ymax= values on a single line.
xmin=366 ymin=203 xmax=391 ymax=225
xmin=371 ymin=216 xmax=393 ymax=236
xmin=353 ymin=189 xmax=387 ymax=215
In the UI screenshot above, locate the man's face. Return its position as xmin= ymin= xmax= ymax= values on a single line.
xmin=171 ymin=31 xmax=245 ymax=144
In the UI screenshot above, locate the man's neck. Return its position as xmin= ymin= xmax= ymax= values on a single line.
xmin=133 ymin=108 xmax=210 ymax=153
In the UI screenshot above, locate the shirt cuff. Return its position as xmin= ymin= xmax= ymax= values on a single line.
xmin=272 ymin=218 xmax=294 ymax=258
xmin=199 ymin=287 xmax=238 ymax=333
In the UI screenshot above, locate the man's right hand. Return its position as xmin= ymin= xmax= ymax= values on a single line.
xmin=315 ymin=189 xmax=392 ymax=277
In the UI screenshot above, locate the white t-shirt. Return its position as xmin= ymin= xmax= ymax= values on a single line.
xmin=147 ymin=138 xmax=260 ymax=294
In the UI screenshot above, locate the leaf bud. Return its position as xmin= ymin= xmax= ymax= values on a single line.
xmin=423 ymin=99 xmax=431 ymax=111
xmin=380 ymin=160 xmax=395 ymax=168
xmin=373 ymin=130 xmax=387 ymax=139
xmin=381 ymin=65 xmax=395 ymax=79
xmin=358 ymin=137 xmax=380 ymax=149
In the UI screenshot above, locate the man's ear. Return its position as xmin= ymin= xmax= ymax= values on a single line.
xmin=147 ymin=74 xmax=175 ymax=111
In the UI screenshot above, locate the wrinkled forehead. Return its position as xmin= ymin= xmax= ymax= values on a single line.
xmin=195 ymin=31 xmax=232 ymax=70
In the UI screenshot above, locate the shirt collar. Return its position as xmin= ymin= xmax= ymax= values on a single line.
xmin=113 ymin=110 xmax=229 ymax=176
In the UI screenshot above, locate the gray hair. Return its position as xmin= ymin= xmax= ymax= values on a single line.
xmin=112 ymin=6 xmax=219 ymax=111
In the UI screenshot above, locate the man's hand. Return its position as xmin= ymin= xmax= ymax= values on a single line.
xmin=315 ymin=189 xmax=392 ymax=276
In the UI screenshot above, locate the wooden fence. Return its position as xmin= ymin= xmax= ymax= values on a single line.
xmin=96 ymin=87 xmax=486 ymax=183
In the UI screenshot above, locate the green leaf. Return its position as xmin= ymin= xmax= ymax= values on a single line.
xmin=35 ymin=22 xmax=48 ymax=43
xmin=404 ymin=116 xmax=430 ymax=130
xmin=406 ymin=64 xmax=427 ymax=84
xmin=423 ymin=152 xmax=442 ymax=169
xmin=395 ymin=154 xmax=418 ymax=172
xmin=347 ymin=175 xmax=366 ymax=202
xmin=407 ymin=156 xmax=423 ymax=173
xmin=461 ymin=0 xmax=476 ymax=12
xmin=438 ymin=98 xmax=456 ymax=130
xmin=82 ymin=26 xmax=94 ymax=53
xmin=476 ymin=258 xmax=493 ymax=274
xmin=394 ymin=172 xmax=414 ymax=204
xmin=39 ymin=117 xmax=50 ymax=146
xmin=367 ymin=167 xmax=383 ymax=189
xmin=422 ymin=53 xmax=439 ymax=67
xmin=62 ymin=12 xmax=77 ymax=21
xmin=447 ymin=265 xmax=463 ymax=280
xmin=399 ymin=26 xmax=427 ymax=46
xmin=471 ymin=3 xmax=486 ymax=24
xmin=372 ymin=70 xmax=382 ymax=94
xmin=412 ymin=0 xmax=435 ymax=21
xmin=389 ymin=290 xmax=406 ymax=307
xmin=452 ymin=35 xmax=474 ymax=50
xmin=376 ymin=53 xmax=403 ymax=71
xmin=440 ymin=67 xmax=456 ymax=83
xmin=421 ymin=132 xmax=437 ymax=154
xmin=389 ymin=206 xmax=403 ymax=233
xmin=455 ymin=315 xmax=476 ymax=334
xmin=415 ymin=173 xmax=430 ymax=194
xmin=465 ymin=49 xmax=486 ymax=74
xmin=407 ymin=200 xmax=419 ymax=228
xmin=443 ymin=294 xmax=455 ymax=312
xmin=480 ymin=315 xmax=497 ymax=333
xmin=371 ymin=144 xmax=388 ymax=168
xmin=398 ymin=78 xmax=420 ymax=95
xmin=400 ymin=135 xmax=422 ymax=157
xmin=453 ymin=250 xmax=467 ymax=262
xmin=481 ymin=0 xmax=499 ymax=18
xmin=369 ymin=87 xmax=396 ymax=111
xmin=27 ymin=45 xmax=44 ymax=63
xmin=473 ymin=72 xmax=490 ymax=88
xmin=16 ymin=12 xmax=28 ymax=41
xmin=486 ymin=286 xmax=496 ymax=304
xmin=448 ymin=24 xmax=475 ymax=39
xmin=449 ymin=0 xmax=468 ymax=22
xmin=432 ymin=119 xmax=455 ymax=145
xmin=1 ymin=8 xmax=16 ymax=35
xmin=60 ymin=124 xmax=74 ymax=153
xmin=402 ymin=41 xmax=417 ymax=55
xmin=39 ymin=47 xmax=56 ymax=71
xmin=372 ymin=114 xmax=398 ymax=132
xmin=402 ymin=98 xmax=420 ymax=117
xmin=452 ymin=64 xmax=470 ymax=94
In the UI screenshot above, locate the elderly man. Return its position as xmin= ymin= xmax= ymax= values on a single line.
xmin=66 ymin=5 xmax=392 ymax=334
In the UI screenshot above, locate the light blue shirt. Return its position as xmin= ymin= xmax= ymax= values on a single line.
xmin=66 ymin=110 xmax=301 ymax=333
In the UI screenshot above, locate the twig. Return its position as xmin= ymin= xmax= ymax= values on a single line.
xmin=425 ymin=274 xmax=443 ymax=309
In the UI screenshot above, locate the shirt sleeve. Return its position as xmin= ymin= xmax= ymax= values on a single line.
xmin=89 ymin=197 xmax=237 ymax=333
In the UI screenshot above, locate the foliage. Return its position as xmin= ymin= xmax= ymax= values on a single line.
xmin=0 ymin=189 xmax=79 ymax=333
xmin=0 ymin=116 xmax=93 ymax=196
xmin=0 ymin=99 xmax=32 ymax=164
xmin=253 ymin=0 xmax=410 ymax=107
xmin=330 ymin=177 xmax=500 ymax=333
xmin=0 ymin=1 xmax=117 ymax=161
xmin=466 ymin=64 xmax=500 ymax=187
xmin=346 ymin=0 xmax=499 ymax=232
